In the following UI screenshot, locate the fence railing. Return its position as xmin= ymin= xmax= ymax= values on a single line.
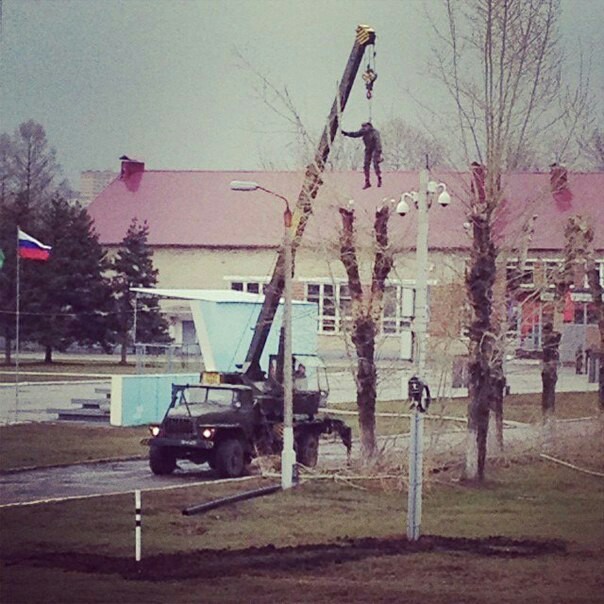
xmin=134 ymin=343 xmax=203 ymax=374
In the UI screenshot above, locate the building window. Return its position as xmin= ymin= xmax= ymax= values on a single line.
xmin=575 ymin=302 xmax=599 ymax=325
xmin=306 ymin=283 xmax=336 ymax=332
xmin=383 ymin=285 xmax=415 ymax=334
xmin=382 ymin=286 xmax=398 ymax=334
xmin=507 ymin=260 xmax=535 ymax=289
xmin=339 ymin=284 xmax=352 ymax=332
xmin=229 ymin=280 xmax=268 ymax=294
xmin=305 ymin=281 xmax=415 ymax=334
xmin=543 ymin=259 xmax=562 ymax=287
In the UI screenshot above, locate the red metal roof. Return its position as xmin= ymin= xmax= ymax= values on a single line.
xmin=87 ymin=168 xmax=604 ymax=252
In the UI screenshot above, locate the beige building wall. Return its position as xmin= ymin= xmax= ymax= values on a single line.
xmin=141 ymin=244 xmax=468 ymax=366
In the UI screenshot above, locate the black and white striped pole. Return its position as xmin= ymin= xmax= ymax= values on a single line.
xmin=135 ymin=489 xmax=142 ymax=562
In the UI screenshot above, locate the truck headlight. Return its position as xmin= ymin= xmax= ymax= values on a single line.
xmin=201 ymin=427 xmax=215 ymax=439
xmin=149 ymin=425 xmax=161 ymax=437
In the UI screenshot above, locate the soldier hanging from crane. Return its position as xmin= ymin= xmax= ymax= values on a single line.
xmin=341 ymin=32 xmax=383 ymax=189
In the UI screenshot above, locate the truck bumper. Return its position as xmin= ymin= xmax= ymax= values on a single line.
xmin=146 ymin=436 xmax=215 ymax=450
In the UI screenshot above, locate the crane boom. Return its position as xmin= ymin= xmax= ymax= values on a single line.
xmin=243 ymin=25 xmax=376 ymax=380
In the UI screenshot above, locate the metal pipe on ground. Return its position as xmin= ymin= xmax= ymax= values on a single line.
xmin=182 ymin=484 xmax=283 ymax=516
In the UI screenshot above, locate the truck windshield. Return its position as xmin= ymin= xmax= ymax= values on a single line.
xmin=168 ymin=387 xmax=237 ymax=417
xmin=188 ymin=387 xmax=235 ymax=405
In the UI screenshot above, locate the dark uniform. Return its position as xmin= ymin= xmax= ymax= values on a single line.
xmin=342 ymin=122 xmax=383 ymax=189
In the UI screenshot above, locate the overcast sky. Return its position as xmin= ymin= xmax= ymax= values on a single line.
xmin=1 ymin=0 xmax=603 ymax=188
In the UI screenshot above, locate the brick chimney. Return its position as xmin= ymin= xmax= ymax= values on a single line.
xmin=550 ymin=163 xmax=572 ymax=210
xmin=550 ymin=163 xmax=568 ymax=193
xmin=120 ymin=155 xmax=145 ymax=179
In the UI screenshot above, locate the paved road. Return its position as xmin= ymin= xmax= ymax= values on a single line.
xmin=0 ymin=459 xmax=237 ymax=507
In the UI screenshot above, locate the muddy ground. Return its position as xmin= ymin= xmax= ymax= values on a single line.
xmin=4 ymin=535 xmax=567 ymax=582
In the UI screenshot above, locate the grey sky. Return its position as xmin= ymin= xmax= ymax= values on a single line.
xmin=1 ymin=0 xmax=602 ymax=187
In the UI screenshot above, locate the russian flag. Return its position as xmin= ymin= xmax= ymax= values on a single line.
xmin=18 ymin=228 xmax=52 ymax=261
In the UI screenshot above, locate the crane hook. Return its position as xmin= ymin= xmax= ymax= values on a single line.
xmin=362 ymin=67 xmax=377 ymax=99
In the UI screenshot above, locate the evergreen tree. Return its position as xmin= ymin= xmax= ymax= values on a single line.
xmin=9 ymin=120 xmax=71 ymax=207
xmin=24 ymin=197 xmax=114 ymax=362
xmin=111 ymin=219 xmax=170 ymax=364
xmin=0 ymin=193 xmax=39 ymax=363
xmin=0 ymin=120 xmax=72 ymax=363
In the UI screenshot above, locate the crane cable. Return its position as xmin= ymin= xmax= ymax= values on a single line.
xmin=362 ymin=42 xmax=377 ymax=121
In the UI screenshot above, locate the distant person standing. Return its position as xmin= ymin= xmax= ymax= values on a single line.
xmin=342 ymin=122 xmax=383 ymax=189
xmin=294 ymin=363 xmax=308 ymax=390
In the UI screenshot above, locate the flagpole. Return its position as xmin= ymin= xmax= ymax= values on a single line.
xmin=15 ymin=226 xmax=20 ymax=422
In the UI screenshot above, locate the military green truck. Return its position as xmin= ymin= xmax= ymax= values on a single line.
xmin=146 ymin=359 xmax=351 ymax=478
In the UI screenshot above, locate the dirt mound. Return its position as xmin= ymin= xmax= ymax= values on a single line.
xmin=4 ymin=535 xmax=566 ymax=581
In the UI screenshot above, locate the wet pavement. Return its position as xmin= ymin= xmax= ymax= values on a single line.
xmin=0 ymin=459 xmax=225 ymax=507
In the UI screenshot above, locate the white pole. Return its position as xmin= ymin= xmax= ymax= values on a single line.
xmin=135 ymin=489 xmax=142 ymax=562
xmin=15 ymin=226 xmax=20 ymax=423
xmin=132 ymin=292 xmax=139 ymax=347
xmin=282 ymin=221 xmax=295 ymax=490
xmin=407 ymin=168 xmax=429 ymax=541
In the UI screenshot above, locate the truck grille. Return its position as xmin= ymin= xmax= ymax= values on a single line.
xmin=163 ymin=417 xmax=195 ymax=437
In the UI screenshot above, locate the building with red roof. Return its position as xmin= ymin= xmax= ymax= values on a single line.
xmin=87 ymin=157 xmax=604 ymax=365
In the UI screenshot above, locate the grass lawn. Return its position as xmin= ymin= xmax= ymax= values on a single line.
xmin=0 ymin=423 xmax=148 ymax=472
xmin=0 ymin=460 xmax=602 ymax=603
xmin=329 ymin=391 xmax=600 ymax=438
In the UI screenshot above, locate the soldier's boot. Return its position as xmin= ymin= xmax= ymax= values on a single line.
xmin=363 ymin=179 xmax=372 ymax=189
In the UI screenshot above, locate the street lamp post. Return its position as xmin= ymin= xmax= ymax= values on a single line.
xmin=396 ymin=169 xmax=450 ymax=540
xmin=230 ymin=180 xmax=295 ymax=490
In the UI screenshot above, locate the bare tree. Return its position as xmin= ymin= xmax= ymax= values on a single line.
xmin=559 ymin=215 xmax=604 ymax=413
xmin=579 ymin=128 xmax=604 ymax=171
xmin=338 ymin=204 xmax=394 ymax=459
xmin=380 ymin=118 xmax=446 ymax=170
xmin=431 ymin=0 xmax=590 ymax=481
xmin=7 ymin=120 xmax=70 ymax=206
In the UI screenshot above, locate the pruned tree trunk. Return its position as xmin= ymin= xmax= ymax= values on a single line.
xmin=586 ymin=252 xmax=604 ymax=413
xmin=541 ymin=324 xmax=561 ymax=449
xmin=338 ymin=205 xmax=393 ymax=461
xmin=463 ymin=164 xmax=498 ymax=483
xmin=490 ymin=362 xmax=505 ymax=452
xmin=353 ymin=317 xmax=377 ymax=457
xmin=120 ymin=338 xmax=128 ymax=365
xmin=435 ymin=0 xmax=590 ymax=482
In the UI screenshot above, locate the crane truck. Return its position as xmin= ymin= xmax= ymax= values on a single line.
xmin=146 ymin=25 xmax=376 ymax=478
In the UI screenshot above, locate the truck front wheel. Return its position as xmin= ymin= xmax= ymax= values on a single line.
xmin=296 ymin=431 xmax=319 ymax=468
xmin=149 ymin=446 xmax=176 ymax=475
xmin=215 ymin=438 xmax=246 ymax=478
